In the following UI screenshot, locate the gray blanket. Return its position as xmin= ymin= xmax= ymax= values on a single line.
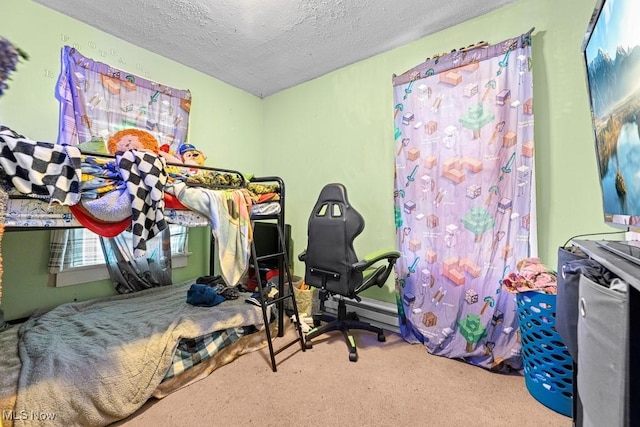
xmin=13 ymin=283 xmax=264 ymax=427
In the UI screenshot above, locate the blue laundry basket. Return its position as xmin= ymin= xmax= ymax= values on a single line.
xmin=516 ymin=291 xmax=573 ymax=417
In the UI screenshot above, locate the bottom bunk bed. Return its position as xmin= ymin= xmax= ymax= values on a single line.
xmin=0 ymin=126 xmax=296 ymax=425
xmin=0 ymin=280 xmax=276 ymax=427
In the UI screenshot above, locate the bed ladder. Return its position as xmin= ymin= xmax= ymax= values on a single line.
xmin=250 ymin=218 xmax=306 ymax=372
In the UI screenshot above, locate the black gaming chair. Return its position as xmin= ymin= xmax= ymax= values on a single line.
xmin=298 ymin=183 xmax=400 ymax=362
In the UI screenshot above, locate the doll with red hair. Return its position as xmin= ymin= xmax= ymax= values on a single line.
xmin=107 ymin=128 xmax=159 ymax=154
xmin=107 ymin=128 xmax=182 ymax=163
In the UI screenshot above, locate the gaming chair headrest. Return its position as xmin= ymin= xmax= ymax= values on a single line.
xmin=304 ymin=183 xmax=365 ymax=293
xmin=310 ymin=183 xmax=364 ymax=238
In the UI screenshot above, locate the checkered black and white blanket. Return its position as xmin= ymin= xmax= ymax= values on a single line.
xmin=0 ymin=126 xmax=82 ymax=206
xmin=116 ymin=150 xmax=168 ymax=257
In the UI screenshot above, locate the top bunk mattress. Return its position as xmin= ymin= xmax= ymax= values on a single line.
xmin=0 ymin=125 xmax=282 ymax=230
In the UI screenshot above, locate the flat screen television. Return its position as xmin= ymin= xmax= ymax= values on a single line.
xmin=582 ymin=0 xmax=640 ymax=262
xmin=582 ymin=0 xmax=640 ymax=230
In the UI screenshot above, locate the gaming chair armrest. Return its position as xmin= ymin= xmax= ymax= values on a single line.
xmin=352 ymin=249 xmax=401 ymax=272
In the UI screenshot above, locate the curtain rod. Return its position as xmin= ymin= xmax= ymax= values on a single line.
xmin=425 ymin=27 xmax=535 ymax=63
xmin=392 ymin=27 xmax=536 ymax=81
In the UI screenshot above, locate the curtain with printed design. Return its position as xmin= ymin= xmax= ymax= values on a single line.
xmin=392 ymin=31 xmax=536 ymax=371
xmin=56 ymin=46 xmax=191 ymax=153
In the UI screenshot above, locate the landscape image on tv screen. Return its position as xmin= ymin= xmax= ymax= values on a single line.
xmin=584 ymin=0 xmax=640 ymax=227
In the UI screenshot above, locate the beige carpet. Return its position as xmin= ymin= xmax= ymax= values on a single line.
xmin=118 ymin=324 xmax=572 ymax=427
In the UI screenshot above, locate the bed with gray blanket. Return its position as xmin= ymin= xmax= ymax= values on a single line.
xmin=0 ymin=282 xmax=271 ymax=427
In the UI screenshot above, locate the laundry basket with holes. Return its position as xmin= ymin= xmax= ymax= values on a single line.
xmin=516 ymin=291 xmax=573 ymax=417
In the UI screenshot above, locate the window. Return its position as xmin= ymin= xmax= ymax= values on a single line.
xmin=52 ymin=225 xmax=189 ymax=287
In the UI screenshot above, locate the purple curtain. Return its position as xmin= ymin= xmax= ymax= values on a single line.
xmin=392 ymin=31 xmax=536 ymax=371
xmin=56 ymin=46 xmax=191 ymax=155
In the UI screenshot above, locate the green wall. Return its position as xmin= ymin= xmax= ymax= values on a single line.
xmin=263 ymin=0 xmax=610 ymax=303
xmin=0 ymin=0 xmax=612 ymax=318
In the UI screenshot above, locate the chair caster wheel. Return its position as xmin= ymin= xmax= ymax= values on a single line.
xmin=305 ymin=340 xmax=313 ymax=350
xmin=349 ymin=352 xmax=358 ymax=362
xmin=378 ymin=333 xmax=386 ymax=342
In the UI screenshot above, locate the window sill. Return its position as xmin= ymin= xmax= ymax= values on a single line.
xmin=54 ymin=253 xmax=190 ymax=287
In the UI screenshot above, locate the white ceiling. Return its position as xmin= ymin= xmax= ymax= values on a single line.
xmin=34 ymin=0 xmax=516 ymax=98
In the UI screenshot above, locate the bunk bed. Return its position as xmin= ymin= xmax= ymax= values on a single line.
xmin=0 ymin=125 xmax=294 ymax=426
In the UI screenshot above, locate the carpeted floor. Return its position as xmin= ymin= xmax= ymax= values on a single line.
xmin=117 ymin=323 xmax=572 ymax=427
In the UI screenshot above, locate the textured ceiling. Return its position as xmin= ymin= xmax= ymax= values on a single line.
xmin=34 ymin=0 xmax=516 ymax=98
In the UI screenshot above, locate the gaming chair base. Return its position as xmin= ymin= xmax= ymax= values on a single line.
xmin=304 ymin=299 xmax=385 ymax=362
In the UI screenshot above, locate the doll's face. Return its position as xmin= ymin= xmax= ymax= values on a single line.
xmin=116 ymin=135 xmax=143 ymax=152
xmin=182 ymin=149 xmax=205 ymax=166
